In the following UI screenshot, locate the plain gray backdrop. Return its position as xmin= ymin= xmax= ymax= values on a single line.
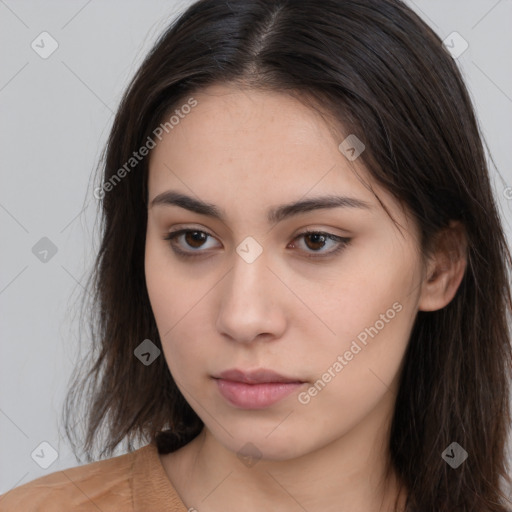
xmin=1 ymin=0 xmax=512 ymax=497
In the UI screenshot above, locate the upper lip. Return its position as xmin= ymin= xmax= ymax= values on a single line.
xmin=216 ymin=368 xmax=304 ymax=384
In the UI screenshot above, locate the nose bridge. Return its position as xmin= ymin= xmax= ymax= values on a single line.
xmin=227 ymin=243 xmax=272 ymax=310
xmin=216 ymin=241 xmax=284 ymax=342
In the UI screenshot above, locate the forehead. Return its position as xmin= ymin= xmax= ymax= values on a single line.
xmin=146 ymin=83 xmax=401 ymax=227
xmin=150 ymin=84 xmax=342 ymax=167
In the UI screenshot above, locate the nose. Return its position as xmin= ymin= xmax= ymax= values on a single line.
xmin=215 ymin=247 xmax=287 ymax=345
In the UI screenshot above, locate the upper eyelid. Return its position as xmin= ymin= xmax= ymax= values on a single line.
xmin=166 ymin=226 xmax=345 ymax=241
xmin=166 ymin=222 xmax=350 ymax=237
xmin=165 ymin=228 xmax=349 ymax=253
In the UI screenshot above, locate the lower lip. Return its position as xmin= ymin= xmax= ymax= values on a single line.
xmin=215 ymin=379 xmax=303 ymax=409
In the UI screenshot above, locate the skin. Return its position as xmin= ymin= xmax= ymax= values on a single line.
xmin=144 ymin=83 xmax=467 ymax=512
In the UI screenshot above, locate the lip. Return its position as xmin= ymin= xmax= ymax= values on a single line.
xmin=213 ymin=368 xmax=306 ymax=409
xmin=217 ymin=368 xmax=303 ymax=384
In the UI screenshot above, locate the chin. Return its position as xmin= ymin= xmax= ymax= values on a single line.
xmin=212 ymin=424 xmax=315 ymax=463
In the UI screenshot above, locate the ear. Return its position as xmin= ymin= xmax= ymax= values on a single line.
xmin=418 ymin=220 xmax=468 ymax=312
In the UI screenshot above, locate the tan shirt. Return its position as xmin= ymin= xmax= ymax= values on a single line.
xmin=0 ymin=441 xmax=188 ymax=511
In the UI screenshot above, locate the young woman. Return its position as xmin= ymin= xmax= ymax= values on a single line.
xmin=1 ymin=0 xmax=511 ymax=510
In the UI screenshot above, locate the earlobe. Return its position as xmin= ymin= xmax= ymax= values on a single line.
xmin=418 ymin=221 xmax=468 ymax=312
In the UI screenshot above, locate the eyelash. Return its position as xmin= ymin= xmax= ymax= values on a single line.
xmin=163 ymin=228 xmax=351 ymax=259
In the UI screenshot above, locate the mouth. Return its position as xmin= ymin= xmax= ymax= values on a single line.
xmin=212 ymin=368 xmax=307 ymax=409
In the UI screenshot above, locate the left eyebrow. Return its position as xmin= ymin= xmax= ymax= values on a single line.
xmin=149 ymin=190 xmax=372 ymax=224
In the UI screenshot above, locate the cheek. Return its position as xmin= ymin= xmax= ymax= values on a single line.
xmin=295 ymin=294 xmax=415 ymax=443
xmin=145 ymin=235 xmax=195 ymax=331
xmin=317 ymin=248 xmax=417 ymax=346
xmin=145 ymin=240 xmax=184 ymax=356
xmin=145 ymin=240 xmax=211 ymax=379
xmin=145 ymin=245 xmax=171 ymax=329
xmin=303 ymin=240 xmax=420 ymax=391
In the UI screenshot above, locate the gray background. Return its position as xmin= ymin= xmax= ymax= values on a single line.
xmin=1 ymin=0 xmax=511 ymax=497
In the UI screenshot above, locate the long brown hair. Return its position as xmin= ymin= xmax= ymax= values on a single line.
xmin=62 ymin=0 xmax=512 ymax=509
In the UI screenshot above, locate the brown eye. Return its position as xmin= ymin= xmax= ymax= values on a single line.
xmin=290 ymin=230 xmax=351 ymax=258
xmin=163 ymin=228 xmax=350 ymax=259
xmin=163 ymin=229 xmax=219 ymax=256
xmin=181 ymin=231 xmax=208 ymax=249
xmin=303 ymin=232 xmax=328 ymax=251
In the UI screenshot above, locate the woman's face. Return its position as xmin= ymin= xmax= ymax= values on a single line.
xmin=145 ymin=83 xmax=427 ymax=461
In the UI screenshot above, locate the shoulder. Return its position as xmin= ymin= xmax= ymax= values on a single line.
xmin=0 ymin=445 xmax=143 ymax=512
